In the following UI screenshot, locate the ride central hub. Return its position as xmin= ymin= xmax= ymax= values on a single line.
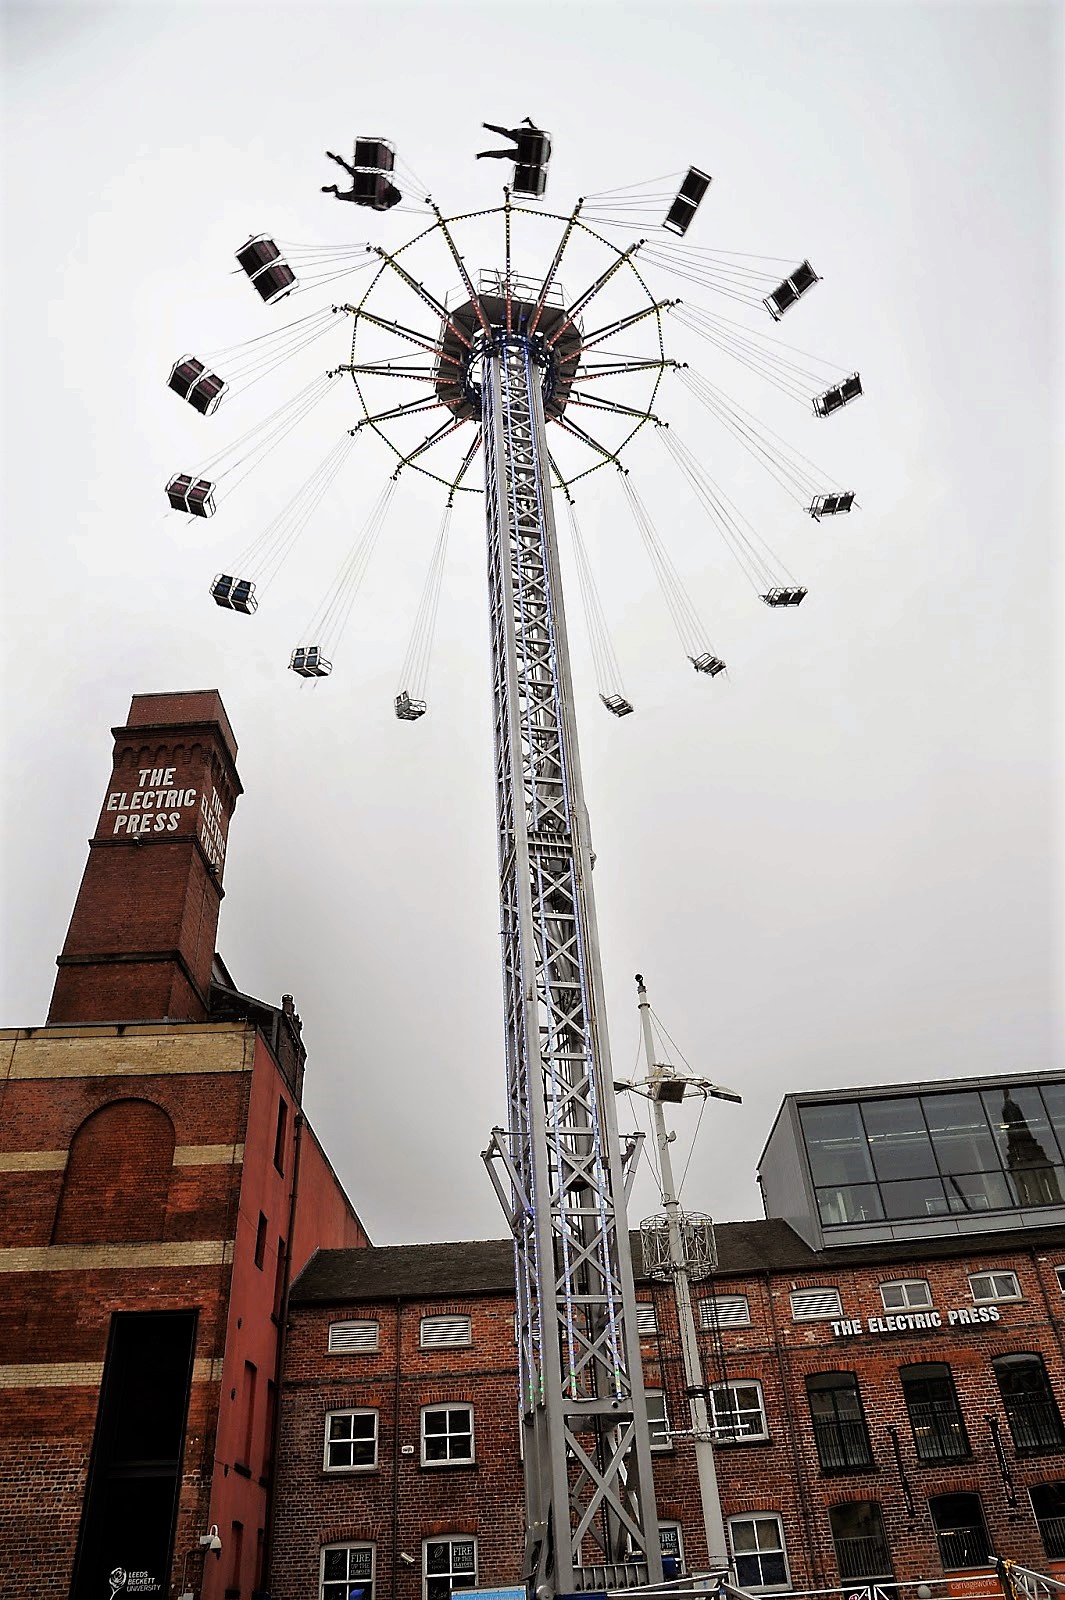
xmin=434 ymin=279 xmax=583 ymax=423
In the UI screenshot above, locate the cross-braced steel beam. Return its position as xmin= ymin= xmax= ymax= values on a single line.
xmin=481 ymin=332 xmax=662 ymax=1598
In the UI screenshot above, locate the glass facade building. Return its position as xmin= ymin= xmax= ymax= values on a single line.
xmin=758 ymin=1074 xmax=1065 ymax=1248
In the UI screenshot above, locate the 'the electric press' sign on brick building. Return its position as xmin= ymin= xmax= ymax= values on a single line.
xmin=832 ymin=1305 xmax=1003 ymax=1337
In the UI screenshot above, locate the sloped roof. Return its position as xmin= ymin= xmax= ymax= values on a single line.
xmin=290 ymin=1216 xmax=1065 ymax=1307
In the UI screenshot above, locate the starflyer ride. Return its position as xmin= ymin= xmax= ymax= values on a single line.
xmin=165 ymin=125 xmax=864 ymax=1599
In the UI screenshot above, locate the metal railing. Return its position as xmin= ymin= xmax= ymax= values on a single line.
xmin=832 ymin=1535 xmax=893 ymax=1580
xmin=1035 ymin=1518 xmax=1065 ymax=1560
xmin=1003 ymin=1398 xmax=1065 ymax=1452
xmin=935 ymin=1526 xmax=991 ymax=1569
xmin=812 ymin=1416 xmax=875 ymax=1472
xmin=907 ymin=1401 xmax=970 ymax=1461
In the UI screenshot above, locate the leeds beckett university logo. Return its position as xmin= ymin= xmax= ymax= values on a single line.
xmin=109 ymin=1571 xmax=127 ymax=1599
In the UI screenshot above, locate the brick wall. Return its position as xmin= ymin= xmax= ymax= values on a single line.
xmin=272 ymin=1232 xmax=1065 ymax=1600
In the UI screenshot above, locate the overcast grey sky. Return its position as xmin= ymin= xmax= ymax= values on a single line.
xmin=2 ymin=0 xmax=1062 ymax=1245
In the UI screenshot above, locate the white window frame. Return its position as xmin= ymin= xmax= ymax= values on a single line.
xmin=420 ymin=1403 xmax=475 ymax=1466
xmin=659 ymin=1521 xmax=685 ymax=1574
xmin=420 ymin=1314 xmax=472 ymax=1349
xmin=323 ymin=1408 xmax=378 ymax=1472
xmin=970 ymin=1270 xmax=1022 ymax=1303
xmin=645 ymin=1389 xmax=672 ymax=1450
xmin=321 ymin=1543 xmax=375 ymax=1600
xmin=423 ymin=1535 xmax=477 ymax=1600
xmin=727 ymin=1513 xmax=791 ymax=1593
xmin=710 ymin=1379 xmax=769 ymax=1442
xmin=1055 ymin=1267 xmax=1065 ymax=1296
xmin=328 ymin=1319 xmax=379 ymax=1354
xmin=790 ymin=1287 xmax=843 ymax=1321
xmin=880 ymin=1279 xmax=933 ymax=1311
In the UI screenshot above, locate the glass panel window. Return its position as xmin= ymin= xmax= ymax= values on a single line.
xmin=791 ymin=1288 xmax=843 ymax=1320
xmin=424 ymin=1537 xmax=476 ymax=1600
xmin=800 ymin=1102 xmax=875 ymax=1187
xmin=711 ymin=1380 xmax=769 ymax=1442
xmin=645 ymin=1389 xmax=671 ymax=1450
xmin=1056 ymin=1267 xmax=1065 ymax=1297
xmin=1030 ymin=1483 xmax=1065 ymax=1560
xmin=807 ymin=1372 xmax=874 ymax=1471
xmin=993 ymin=1355 xmax=1065 ymax=1453
xmin=421 ymin=1405 xmax=474 ymax=1465
xmin=946 ymin=1171 xmax=1015 ymax=1214
xmin=322 ymin=1544 xmax=374 ymax=1600
xmin=900 ymin=1364 xmax=970 ymax=1462
xmin=728 ymin=1514 xmax=790 ymax=1591
xmin=816 ymin=1183 xmax=885 ymax=1227
xmin=924 ymin=1092 xmax=1001 ymax=1176
xmin=970 ymin=1271 xmax=1021 ymax=1303
xmin=659 ymin=1522 xmax=685 ymax=1575
xmin=984 ymin=1086 xmax=1065 ymax=1208
xmin=881 ymin=1280 xmax=932 ymax=1311
xmin=880 ymin=1175 xmax=949 ymax=1219
xmin=324 ymin=1410 xmax=377 ymax=1471
xmin=929 ymin=1493 xmax=990 ymax=1569
xmin=828 ymin=1501 xmax=892 ymax=1581
xmin=862 ymin=1096 xmax=938 ymax=1181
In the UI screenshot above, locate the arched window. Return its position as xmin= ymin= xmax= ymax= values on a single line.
xmin=53 ymin=1099 xmax=175 ymax=1243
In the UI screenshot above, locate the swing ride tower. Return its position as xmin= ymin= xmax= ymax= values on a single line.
xmin=166 ymin=135 xmax=864 ymax=1600
xmin=478 ymin=315 xmax=663 ymax=1595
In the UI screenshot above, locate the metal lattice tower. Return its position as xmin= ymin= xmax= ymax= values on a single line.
xmin=481 ymin=323 xmax=662 ymax=1595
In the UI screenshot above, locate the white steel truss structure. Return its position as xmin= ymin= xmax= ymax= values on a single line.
xmin=481 ymin=329 xmax=662 ymax=1596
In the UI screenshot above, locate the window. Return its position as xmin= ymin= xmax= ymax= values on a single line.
xmin=273 ymin=1096 xmax=288 ymax=1174
xmin=1030 ymin=1483 xmax=1065 ymax=1560
xmin=645 ymin=1390 xmax=671 ymax=1450
xmin=421 ymin=1404 xmax=474 ymax=1465
xmin=322 ymin=1544 xmax=374 ymax=1600
xmin=791 ymin=1288 xmax=843 ymax=1321
xmin=420 ymin=1314 xmax=472 ymax=1349
xmin=970 ymin=1270 xmax=1021 ymax=1302
xmin=659 ymin=1523 xmax=685 ymax=1576
xmin=880 ymin=1279 xmax=932 ymax=1311
xmin=929 ymin=1493 xmax=990 ymax=1569
xmin=710 ymin=1380 xmax=769 ymax=1442
xmin=254 ymin=1211 xmax=268 ymax=1270
xmin=900 ymin=1363 xmax=970 ymax=1462
xmin=807 ymin=1372 xmax=874 ymax=1471
xmin=993 ymin=1354 xmax=1065 ymax=1453
xmin=1056 ymin=1267 xmax=1065 ymax=1296
xmin=699 ymin=1294 xmax=751 ymax=1329
xmin=324 ymin=1410 xmax=378 ymax=1471
xmin=828 ymin=1501 xmax=892 ymax=1581
xmin=423 ymin=1537 xmax=476 ymax=1600
xmin=328 ymin=1319 xmax=379 ymax=1354
xmin=800 ymin=1083 xmax=1065 ymax=1228
xmin=728 ymin=1515 xmax=790 ymax=1591
xmin=636 ymin=1304 xmax=658 ymax=1336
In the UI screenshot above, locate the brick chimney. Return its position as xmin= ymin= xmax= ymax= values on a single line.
xmin=48 ymin=691 xmax=243 ymax=1024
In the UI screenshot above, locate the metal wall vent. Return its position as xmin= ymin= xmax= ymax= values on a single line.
xmin=420 ymin=1314 xmax=472 ymax=1348
xmin=328 ymin=1319 xmax=379 ymax=1354
xmin=698 ymin=1294 xmax=751 ymax=1329
xmin=790 ymin=1288 xmax=843 ymax=1321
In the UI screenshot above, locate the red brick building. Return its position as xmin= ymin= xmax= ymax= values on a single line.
xmin=0 ymin=692 xmax=368 ymax=1600
xmin=270 ymin=1077 xmax=1065 ymax=1600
